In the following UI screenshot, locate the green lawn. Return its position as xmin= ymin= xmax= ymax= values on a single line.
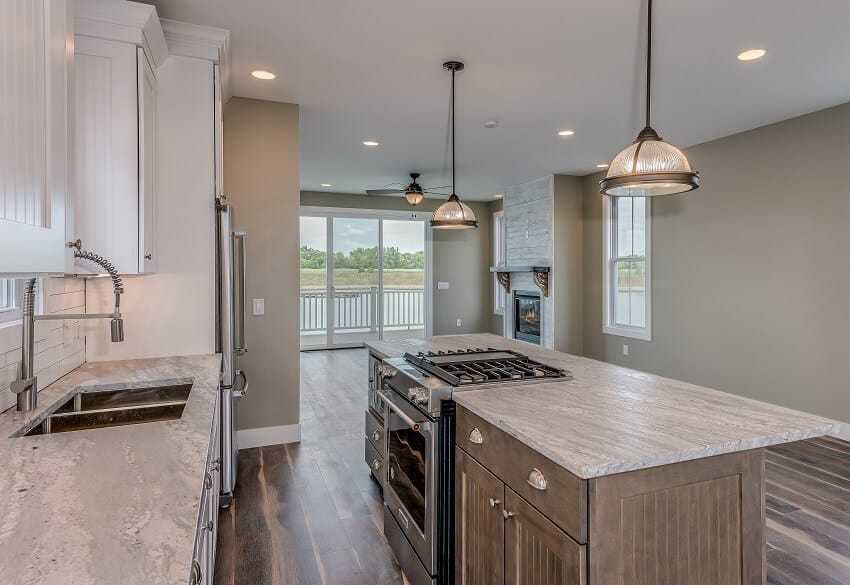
xmin=300 ymin=268 xmax=424 ymax=289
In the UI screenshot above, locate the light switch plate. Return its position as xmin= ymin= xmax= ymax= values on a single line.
xmin=623 ymin=344 xmax=629 ymax=356
xmin=437 ymin=281 xmax=449 ymax=290
xmin=253 ymin=298 xmax=265 ymax=315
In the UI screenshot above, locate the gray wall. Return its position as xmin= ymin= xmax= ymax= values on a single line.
xmin=583 ymin=101 xmax=850 ymax=425
xmin=552 ymin=175 xmax=583 ymax=355
xmin=224 ymin=98 xmax=301 ymax=431
xmin=300 ymin=191 xmax=493 ymax=335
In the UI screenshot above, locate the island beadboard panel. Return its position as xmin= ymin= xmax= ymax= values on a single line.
xmin=0 ymin=277 xmax=86 ymax=411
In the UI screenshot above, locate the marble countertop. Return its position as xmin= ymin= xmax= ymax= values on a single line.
xmin=0 ymin=354 xmax=221 ymax=585
xmin=366 ymin=334 xmax=838 ymax=479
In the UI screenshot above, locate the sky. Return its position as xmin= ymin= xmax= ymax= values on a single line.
xmin=300 ymin=216 xmax=425 ymax=254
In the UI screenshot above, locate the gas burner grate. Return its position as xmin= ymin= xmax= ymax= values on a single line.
xmin=404 ymin=348 xmax=570 ymax=386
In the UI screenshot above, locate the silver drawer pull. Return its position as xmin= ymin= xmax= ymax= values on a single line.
xmin=468 ymin=427 xmax=484 ymax=444
xmin=527 ymin=468 xmax=547 ymax=491
xmin=202 ymin=520 xmax=214 ymax=532
xmin=204 ymin=472 xmax=213 ymax=490
xmin=372 ymin=458 xmax=382 ymax=471
xmin=372 ymin=430 xmax=383 ymax=442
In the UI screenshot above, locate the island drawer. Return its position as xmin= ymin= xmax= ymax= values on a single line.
xmin=364 ymin=437 xmax=385 ymax=487
xmin=457 ymin=405 xmax=587 ymax=543
xmin=364 ymin=409 xmax=385 ymax=454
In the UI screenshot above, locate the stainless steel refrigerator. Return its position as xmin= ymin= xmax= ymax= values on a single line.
xmin=216 ymin=197 xmax=248 ymax=506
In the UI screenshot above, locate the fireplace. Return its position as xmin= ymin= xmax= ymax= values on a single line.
xmin=514 ymin=291 xmax=541 ymax=345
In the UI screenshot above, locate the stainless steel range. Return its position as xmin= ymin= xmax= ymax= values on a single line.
xmin=368 ymin=348 xmax=569 ymax=585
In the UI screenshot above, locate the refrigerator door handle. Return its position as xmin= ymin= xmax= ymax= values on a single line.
xmin=233 ymin=231 xmax=248 ymax=354
xmin=232 ymin=369 xmax=248 ymax=397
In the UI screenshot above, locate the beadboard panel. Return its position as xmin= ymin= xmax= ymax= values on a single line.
xmin=0 ymin=0 xmax=71 ymax=274
xmin=73 ymin=36 xmax=139 ymax=274
xmin=0 ymin=278 xmax=86 ymax=412
xmin=0 ymin=0 xmax=47 ymax=227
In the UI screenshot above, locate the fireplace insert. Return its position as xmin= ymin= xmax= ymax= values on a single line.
xmin=514 ymin=291 xmax=541 ymax=344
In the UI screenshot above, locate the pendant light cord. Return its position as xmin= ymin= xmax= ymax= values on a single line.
xmin=645 ymin=0 xmax=652 ymax=129
xmin=451 ymin=67 xmax=456 ymax=195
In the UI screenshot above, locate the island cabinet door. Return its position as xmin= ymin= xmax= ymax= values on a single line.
xmin=456 ymin=446 xmax=505 ymax=585
xmin=504 ymin=488 xmax=587 ymax=585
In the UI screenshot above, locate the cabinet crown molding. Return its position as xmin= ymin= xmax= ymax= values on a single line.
xmin=75 ymin=0 xmax=168 ymax=70
xmin=160 ymin=19 xmax=232 ymax=101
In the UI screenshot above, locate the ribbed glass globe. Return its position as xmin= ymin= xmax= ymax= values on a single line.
xmin=430 ymin=194 xmax=478 ymax=229
xmin=601 ymin=127 xmax=699 ymax=197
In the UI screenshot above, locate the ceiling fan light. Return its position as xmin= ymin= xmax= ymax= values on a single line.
xmin=405 ymin=190 xmax=425 ymax=206
xmin=431 ymin=194 xmax=478 ymax=229
xmin=600 ymin=128 xmax=699 ymax=196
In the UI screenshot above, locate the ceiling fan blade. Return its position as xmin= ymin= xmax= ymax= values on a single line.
xmin=366 ymin=189 xmax=405 ymax=195
xmin=424 ymin=185 xmax=452 ymax=190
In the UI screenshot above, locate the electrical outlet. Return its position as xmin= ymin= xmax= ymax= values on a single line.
xmin=437 ymin=281 xmax=450 ymax=290
xmin=253 ymin=298 xmax=265 ymax=315
xmin=456 ymin=318 xmax=463 ymax=328
xmin=623 ymin=344 xmax=629 ymax=356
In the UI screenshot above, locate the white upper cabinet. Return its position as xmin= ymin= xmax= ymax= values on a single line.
xmin=0 ymin=0 xmax=72 ymax=275
xmin=70 ymin=0 xmax=166 ymax=275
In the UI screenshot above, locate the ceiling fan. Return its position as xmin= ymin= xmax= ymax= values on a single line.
xmin=365 ymin=172 xmax=450 ymax=206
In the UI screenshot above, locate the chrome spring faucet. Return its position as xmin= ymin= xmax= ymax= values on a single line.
xmin=11 ymin=243 xmax=125 ymax=412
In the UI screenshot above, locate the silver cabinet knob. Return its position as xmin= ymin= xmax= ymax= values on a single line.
xmin=488 ymin=497 xmax=501 ymax=508
xmin=502 ymin=509 xmax=514 ymax=520
xmin=372 ymin=458 xmax=382 ymax=471
xmin=527 ymin=468 xmax=548 ymax=491
xmin=372 ymin=430 xmax=382 ymax=442
xmin=211 ymin=458 xmax=221 ymax=471
xmin=144 ymin=253 xmax=152 ymax=260
xmin=468 ymin=427 xmax=484 ymax=444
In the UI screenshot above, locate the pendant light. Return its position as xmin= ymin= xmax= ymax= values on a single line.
xmin=431 ymin=61 xmax=479 ymax=229
xmin=599 ymin=0 xmax=699 ymax=197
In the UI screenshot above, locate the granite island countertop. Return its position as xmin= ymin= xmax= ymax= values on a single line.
xmin=366 ymin=334 xmax=838 ymax=479
xmin=0 ymin=354 xmax=221 ymax=585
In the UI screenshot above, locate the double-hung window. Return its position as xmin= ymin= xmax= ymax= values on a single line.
xmin=603 ymin=197 xmax=652 ymax=340
xmin=493 ymin=211 xmax=506 ymax=314
xmin=0 ymin=279 xmax=23 ymax=325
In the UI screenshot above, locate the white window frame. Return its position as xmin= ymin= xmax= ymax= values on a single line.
xmin=602 ymin=196 xmax=652 ymax=341
xmin=492 ymin=210 xmax=506 ymax=315
xmin=0 ymin=279 xmax=24 ymax=325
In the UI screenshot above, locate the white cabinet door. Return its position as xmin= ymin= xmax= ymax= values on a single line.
xmin=138 ymin=48 xmax=157 ymax=273
xmin=73 ymin=36 xmax=139 ymax=274
xmin=0 ymin=0 xmax=71 ymax=275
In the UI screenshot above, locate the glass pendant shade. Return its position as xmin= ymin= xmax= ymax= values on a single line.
xmin=431 ymin=194 xmax=478 ymax=229
xmin=600 ymin=127 xmax=699 ymax=197
xmin=405 ymin=188 xmax=424 ymax=206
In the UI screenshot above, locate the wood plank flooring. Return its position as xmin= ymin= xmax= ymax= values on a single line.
xmin=215 ymin=348 xmax=850 ymax=585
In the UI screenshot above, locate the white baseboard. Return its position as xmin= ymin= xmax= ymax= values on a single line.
xmin=237 ymin=424 xmax=301 ymax=450
xmin=829 ymin=422 xmax=850 ymax=443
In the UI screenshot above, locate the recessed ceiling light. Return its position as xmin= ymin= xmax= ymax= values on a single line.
xmin=320 ymin=183 xmax=332 ymax=188
xmin=596 ymin=163 xmax=609 ymax=168
xmin=557 ymin=129 xmax=575 ymax=137
xmin=484 ymin=119 xmax=499 ymax=129
xmin=737 ymin=49 xmax=766 ymax=61
xmin=251 ymin=70 xmax=276 ymax=80
xmin=362 ymin=140 xmax=380 ymax=147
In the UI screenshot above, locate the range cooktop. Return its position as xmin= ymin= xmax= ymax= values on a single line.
xmin=403 ymin=348 xmax=571 ymax=386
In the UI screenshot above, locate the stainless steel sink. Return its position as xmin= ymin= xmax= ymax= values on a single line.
xmin=18 ymin=381 xmax=192 ymax=437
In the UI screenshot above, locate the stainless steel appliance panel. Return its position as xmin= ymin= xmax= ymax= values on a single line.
xmin=384 ymin=504 xmax=436 ymax=585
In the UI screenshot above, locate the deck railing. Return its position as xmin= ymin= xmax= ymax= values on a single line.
xmin=300 ymin=287 xmax=424 ymax=333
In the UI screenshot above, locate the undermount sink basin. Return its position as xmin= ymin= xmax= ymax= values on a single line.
xmin=18 ymin=381 xmax=192 ymax=437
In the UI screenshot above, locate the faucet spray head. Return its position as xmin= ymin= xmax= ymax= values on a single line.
xmin=111 ymin=318 xmax=124 ymax=342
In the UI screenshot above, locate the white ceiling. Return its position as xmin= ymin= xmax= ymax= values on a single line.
xmin=149 ymin=0 xmax=850 ymax=201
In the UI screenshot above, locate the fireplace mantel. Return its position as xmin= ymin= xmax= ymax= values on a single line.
xmin=489 ymin=266 xmax=550 ymax=297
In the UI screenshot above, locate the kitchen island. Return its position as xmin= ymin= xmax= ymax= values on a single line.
xmin=0 ymin=354 xmax=221 ymax=585
xmin=366 ymin=334 xmax=837 ymax=585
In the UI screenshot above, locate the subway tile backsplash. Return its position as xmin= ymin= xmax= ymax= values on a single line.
xmin=0 ymin=277 xmax=86 ymax=412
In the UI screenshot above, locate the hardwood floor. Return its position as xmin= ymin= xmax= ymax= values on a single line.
xmin=215 ymin=348 xmax=850 ymax=585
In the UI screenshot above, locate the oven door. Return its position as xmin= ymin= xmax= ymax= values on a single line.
xmin=380 ymin=390 xmax=437 ymax=575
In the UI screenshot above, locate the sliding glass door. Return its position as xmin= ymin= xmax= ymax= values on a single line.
xmin=299 ymin=208 xmax=431 ymax=350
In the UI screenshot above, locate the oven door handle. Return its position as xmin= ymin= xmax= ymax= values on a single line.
xmin=377 ymin=392 xmax=421 ymax=431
